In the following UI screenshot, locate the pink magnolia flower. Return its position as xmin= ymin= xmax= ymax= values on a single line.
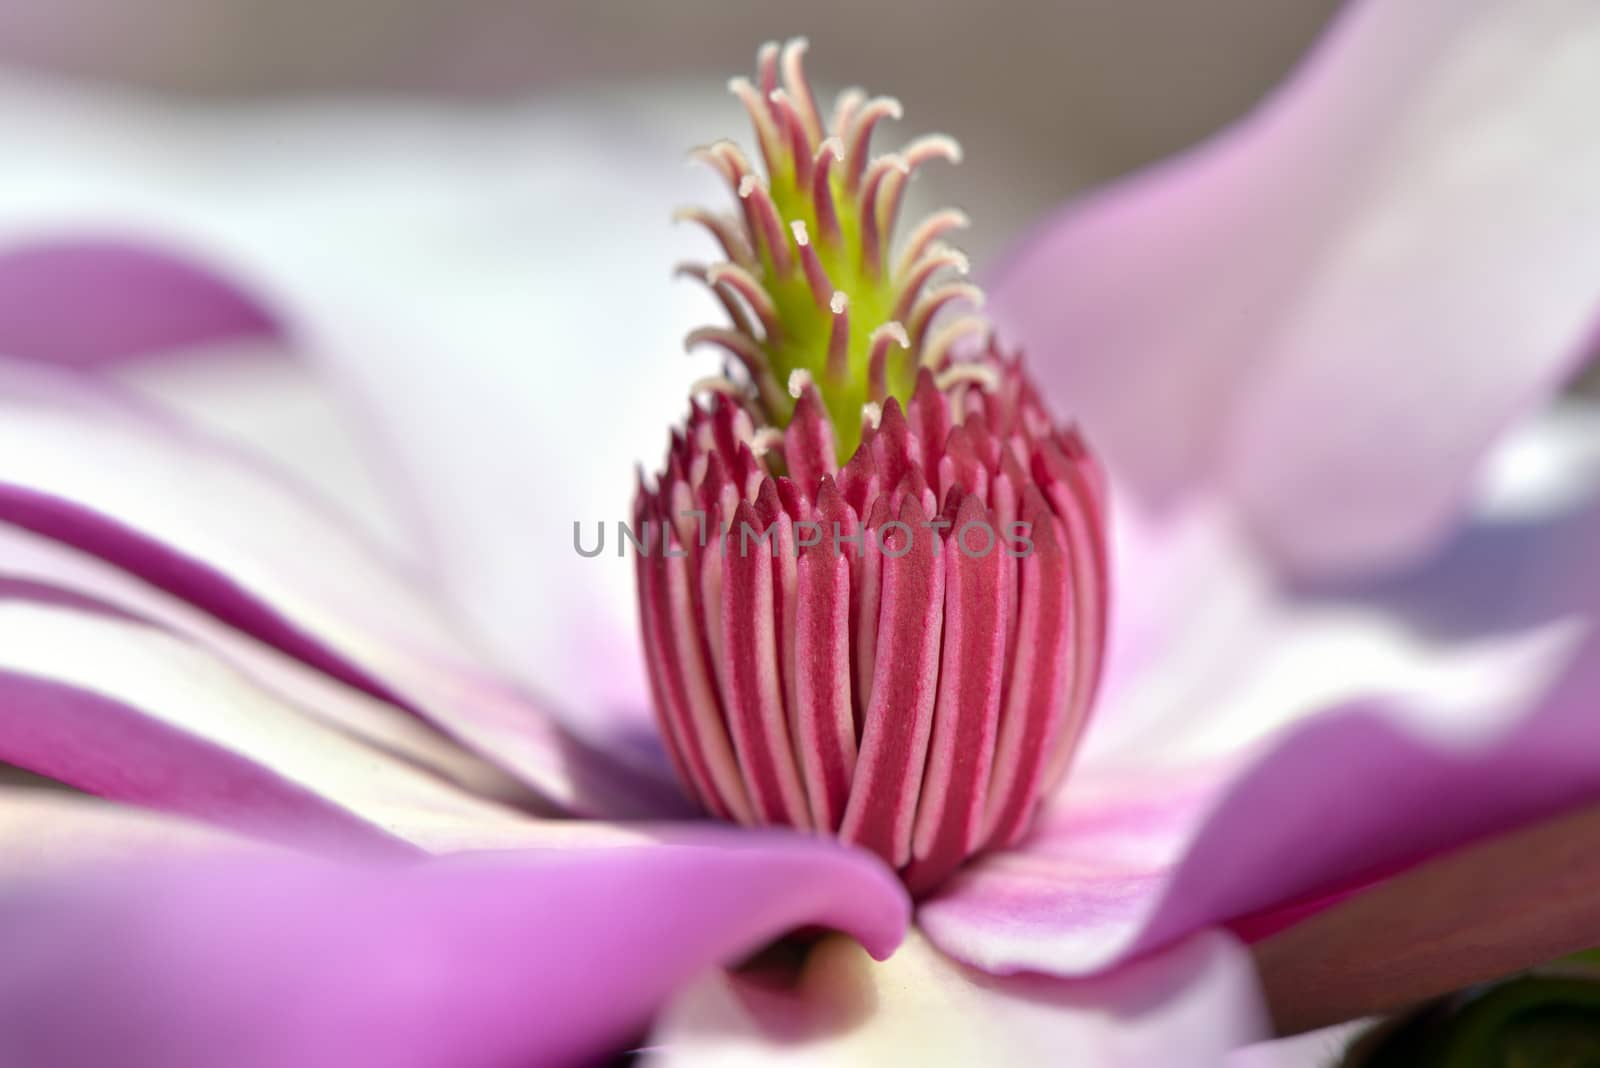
xmin=1 ymin=1 xmax=1599 ymax=1065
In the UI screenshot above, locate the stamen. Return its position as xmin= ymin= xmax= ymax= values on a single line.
xmin=756 ymin=41 xmax=781 ymax=97
xmin=686 ymin=327 xmax=784 ymax=412
xmin=675 ymin=261 xmax=756 ymax=336
xmin=867 ymin=321 xmax=910 ymax=401
xmin=728 ymin=77 xmax=784 ymax=177
xmin=768 ymin=89 xmax=813 ymax=187
xmin=690 ymin=374 xmax=754 ymax=400
xmin=750 ymin=426 xmax=787 ymax=457
xmin=878 ymin=136 xmax=960 ymax=247
xmin=842 ymin=97 xmax=904 ymax=194
xmin=896 ymin=209 xmax=971 ymax=280
xmin=787 ymin=368 xmax=814 ymax=399
xmin=920 ymin=315 xmax=989 ymax=370
xmin=932 ymin=361 xmax=1000 ymax=393
xmin=706 ymin=262 xmax=782 ymax=340
xmin=780 ymin=38 xmax=825 ymax=146
xmin=738 ymin=176 xmax=794 ymax=275
xmin=902 ymin=134 xmax=964 ymax=171
xmin=791 ymin=221 xmax=835 ymax=309
xmin=895 ymin=247 xmax=970 ymax=318
xmin=811 ymin=138 xmax=845 ymax=247
xmin=908 ymin=282 xmax=986 ymax=350
xmin=672 ymin=207 xmax=757 ymax=271
xmin=860 ymin=155 xmax=910 ymax=276
xmin=827 ymin=291 xmax=850 ymax=379
xmin=831 ymin=87 xmax=867 ymax=138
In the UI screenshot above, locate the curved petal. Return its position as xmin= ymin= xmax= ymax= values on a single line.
xmin=0 ymin=785 xmax=274 ymax=872
xmin=0 ymin=238 xmax=277 ymax=366
xmin=648 ymin=929 xmax=1265 ymax=1066
xmin=989 ymin=0 xmax=1600 ymax=577
xmin=0 ymin=580 xmax=599 ymax=853
xmin=0 ymin=837 xmax=909 ymax=1068
xmin=920 ymin=404 xmax=1600 ymax=977
xmin=0 ymin=73 xmax=733 ymax=740
xmin=0 ymin=521 xmax=530 ymax=805
xmin=0 ymin=356 xmax=686 ymax=817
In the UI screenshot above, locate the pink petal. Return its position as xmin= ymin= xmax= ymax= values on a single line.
xmin=0 ymin=578 xmax=611 ymax=852
xmin=0 ymin=785 xmax=273 ymax=873
xmin=0 ymin=356 xmax=685 ymax=817
xmin=989 ymin=0 xmax=1600 ymax=577
xmin=0 ymin=522 xmax=529 ymax=805
xmin=0 ymin=835 xmax=909 ymax=1068
xmin=920 ymin=405 xmax=1600 ymax=977
xmin=0 ymin=238 xmax=276 ymax=366
xmin=649 ymin=929 xmax=1265 ymax=1065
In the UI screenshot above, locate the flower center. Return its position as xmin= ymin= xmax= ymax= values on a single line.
xmin=680 ymin=38 xmax=984 ymax=455
xmin=641 ymin=40 xmax=1110 ymax=896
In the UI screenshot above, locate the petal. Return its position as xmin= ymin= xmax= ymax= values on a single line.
xmin=110 ymin=340 xmax=422 ymax=564
xmin=0 ymin=578 xmax=600 ymax=852
xmin=0 ymin=836 xmax=909 ymax=1068
xmin=0 ymin=785 xmax=272 ymax=872
xmin=1252 ymin=797 xmax=1600 ymax=1033
xmin=648 ymin=929 xmax=1265 ymax=1066
xmin=989 ymin=0 xmax=1600 ymax=577
xmin=1225 ymin=1024 xmax=1372 ymax=1068
xmin=0 ymin=521 xmax=529 ymax=805
xmin=0 ymin=73 xmax=733 ymax=738
xmin=0 ymin=238 xmax=277 ymax=366
xmin=0 ymin=355 xmax=685 ymax=817
xmin=919 ymin=403 xmax=1600 ymax=978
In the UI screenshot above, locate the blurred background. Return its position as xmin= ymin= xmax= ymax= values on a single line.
xmin=0 ymin=0 xmax=1345 ymax=257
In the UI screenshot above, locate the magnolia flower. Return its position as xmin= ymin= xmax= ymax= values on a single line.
xmin=2 ymin=2 xmax=1600 ymax=1066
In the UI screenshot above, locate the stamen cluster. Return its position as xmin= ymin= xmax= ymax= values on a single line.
xmin=638 ymin=40 xmax=1110 ymax=893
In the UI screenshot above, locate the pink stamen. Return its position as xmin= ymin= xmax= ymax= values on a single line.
xmin=790 ymin=221 xmax=835 ymax=309
xmin=780 ymin=38 xmax=825 ymax=146
xmin=737 ymin=175 xmax=794 ymax=276
xmin=842 ymin=96 xmax=904 ymax=195
xmin=810 ymin=138 xmax=845 ymax=247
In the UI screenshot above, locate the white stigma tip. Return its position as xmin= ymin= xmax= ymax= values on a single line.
xmin=750 ymin=427 xmax=786 ymax=457
xmin=873 ymin=321 xmax=910 ymax=347
xmin=830 ymin=291 xmax=849 ymax=315
xmin=819 ymin=136 xmax=844 ymax=161
xmin=885 ymin=97 xmax=905 ymax=120
xmin=788 ymin=368 xmax=814 ymax=398
xmin=790 ymin=219 xmax=809 ymax=245
xmin=727 ymin=76 xmax=750 ymax=94
xmin=862 ymin=402 xmax=884 ymax=430
xmin=738 ymin=174 xmax=760 ymax=198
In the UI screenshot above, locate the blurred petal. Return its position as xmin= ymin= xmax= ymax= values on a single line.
xmin=0 ymin=356 xmax=685 ymax=817
xmin=1225 ymin=1023 xmax=1372 ymax=1068
xmin=0 ymin=237 xmax=276 ymax=365
xmin=109 ymin=339 xmax=421 ymax=563
xmin=0 ymin=580 xmax=597 ymax=852
xmin=0 ymin=74 xmax=735 ymax=741
xmin=920 ymin=403 xmax=1600 ymax=977
xmin=0 ymin=785 xmax=273 ymax=872
xmin=990 ymin=0 xmax=1600 ymax=577
xmin=1253 ymin=798 xmax=1600 ymax=1033
xmin=648 ymin=929 xmax=1265 ymax=1066
xmin=0 ymin=521 xmax=532 ymax=804
xmin=0 ymin=837 xmax=909 ymax=1068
